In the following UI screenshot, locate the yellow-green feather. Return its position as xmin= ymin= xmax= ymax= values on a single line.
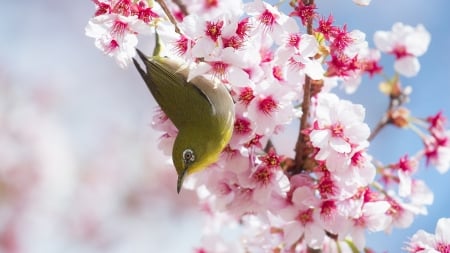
xmin=133 ymin=50 xmax=234 ymax=187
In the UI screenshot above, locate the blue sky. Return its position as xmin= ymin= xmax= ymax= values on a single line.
xmin=1 ymin=0 xmax=449 ymax=252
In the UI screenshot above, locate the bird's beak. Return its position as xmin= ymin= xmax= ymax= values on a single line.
xmin=177 ymin=167 xmax=188 ymax=194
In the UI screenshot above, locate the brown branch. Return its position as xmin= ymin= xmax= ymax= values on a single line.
xmin=368 ymin=92 xmax=399 ymax=141
xmin=368 ymin=75 xmax=413 ymax=141
xmin=291 ymin=0 xmax=315 ymax=174
xmin=155 ymin=0 xmax=182 ymax=34
xmin=368 ymin=115 xmax=389 ymax=141
xmin=293 ymin=75 xmax=312 ymax=173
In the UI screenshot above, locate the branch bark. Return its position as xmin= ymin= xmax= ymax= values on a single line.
xmin=292 ymin=0 xmax=315 ymax=174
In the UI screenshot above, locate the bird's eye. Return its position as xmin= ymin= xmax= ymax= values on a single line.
xmin=182 ymin=149 xmax=195 ymax=164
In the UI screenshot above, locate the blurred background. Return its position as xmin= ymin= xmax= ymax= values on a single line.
xmin=0 ymin=0 xmax=449 ymax=252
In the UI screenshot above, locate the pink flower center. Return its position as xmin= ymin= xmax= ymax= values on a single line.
xmin=330 ymin=26 xmax=353 ymax=52
xmin=288 ymin=33 xmax=301 ymax=47
xmin=392 ymin=45 xmax=411 ymax=59
xmin=205 ymin=20 xmax=224 ymax=42
xmin=174 ymin=36 xmax=189 ymax=55
xmin=252 ymin=166 xmax=273 ymax=186
xmin=316 ymin=15 xmax=338 ymax=40
xmin=331 ymin=122 xmax=344 ymax=137
xmin=396 ymin=155 xmax=415 ymax=173
xmin=351 ymin=151 xmax=365 ymax=167
xmin=272 ymin=66 xmax=284 ymax=81
xmin=260 ymin=150 xmax=281 ymax=168
xmin=436 ymin=242 xmax=450 ymax=253
xmin=238 ymin=87 xmax=255 ymax=106
xmin=223 ymin=36 xmax=244 ymax=49
xmin=258 ymin=96 xmax=278 ymax=115
xmin=210 ymin=61 xmax=229 ymax=79
xmin=427 ymin=111 xmax=446 ymax=130
xmin=318 ymin=175 xmax=337 ymax=198
xmin=135 ymin=4 xmax=159 ymax=23
xmin=234 ymin=118 xmax=252 ymax=135
xmin=291 ymin=1 xmax=316 ymax=26
xmin=361 ymin=59 xmax=383 ymax=77
xmin=320 ymin=200 xmax=336 ymax=219
xmin=296 ymin=208 xmax=314 ymax=226
xmin=236 ymin=18 xmax=250 ymax=38
xmin=259 ymin=9 xmax=276 ymax=28
xmin=326 ymin=53 xmax=359 ymax=77
xmin=111 ymin=20 xmax=128 ymax=38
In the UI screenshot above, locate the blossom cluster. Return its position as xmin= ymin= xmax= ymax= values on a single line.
xmin=85 ymin=0 xmax=448 ymax=252
xmin=405 ymin=218 xmax=450 ymax=253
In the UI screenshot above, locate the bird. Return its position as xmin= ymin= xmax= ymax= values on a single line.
xmin=133 ymin=49 xmax=235 ymax=193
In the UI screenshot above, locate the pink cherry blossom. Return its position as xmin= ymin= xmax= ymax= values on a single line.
xmin=246 ymin=80 xmax=297 ymax=135
xmin=348 ymin=201 xmax=392 ymax=250
xmin=308 ymin=93 xmax=370 ymax=161
xmin=279 ymin=186 xmax=326 ymax=249
xmin=406 ymin=218 xmax=450 ymax=253
xmin=422 ymin=131 xmax=450 ymax=174
xmin=275 ymin=29 xmax=325 ymax=80
xmin=85 ymin=13 xmax=152 ymax=68
xmin=245 ymin=0 xmax=288 ymax=35
xmin=85 ymin=0 xmax=160 ymax=68
xmin=374 ymin=22 xmax=431 ymax=77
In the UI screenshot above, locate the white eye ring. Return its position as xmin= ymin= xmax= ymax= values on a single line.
xmin=182 ymin=149 xmax=195 ymax=164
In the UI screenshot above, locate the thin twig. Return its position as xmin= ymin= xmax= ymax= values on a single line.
xmin=368 ymin=93 xmax=398 ymax=141
xmin=368 ymin=75 xmax=413 ymax=141
xmin=368 ymin=115 xmax=389 ymax=141
xmin=155 ymin=0 xmax=182 ymax=34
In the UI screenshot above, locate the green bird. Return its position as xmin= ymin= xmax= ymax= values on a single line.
xmin=133 ymin=49 xmax=235 ymax=193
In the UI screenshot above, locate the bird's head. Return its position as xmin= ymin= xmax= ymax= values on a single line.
xmin=172 ymin=129 xmax=225 ymax=193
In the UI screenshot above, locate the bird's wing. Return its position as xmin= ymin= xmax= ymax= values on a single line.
xmin=133 ymin=50 xmax=214 ymax=129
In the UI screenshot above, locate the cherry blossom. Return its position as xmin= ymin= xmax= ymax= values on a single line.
xmin=245 ymin=0 xmax=289 ymax=35
xmin=406 ymin=218 xmax=450 ymax=253
xmin=308 ymin=93 xmax=370 ymax=162
xmin=347 ymin=201 xmax=392 ymax=250
xmin=280 ymin=186 xmax=326 ymax=249
xmin=374 ymin=22 xmax=431 ymax=77
xmin=85 ymin=0 xmax=158 ymax=68
xmin=423 ymin=133 xmax=450 ymax=174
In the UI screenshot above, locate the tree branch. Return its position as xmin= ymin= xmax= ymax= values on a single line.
xmin=155 ymin=0 xmax=182 ymax=34
xmin=291 ymin=0 xmax=315 ymax=174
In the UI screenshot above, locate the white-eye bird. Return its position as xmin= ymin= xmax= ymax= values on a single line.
xmin=133 ymin=49 xmax=235 ymax=193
